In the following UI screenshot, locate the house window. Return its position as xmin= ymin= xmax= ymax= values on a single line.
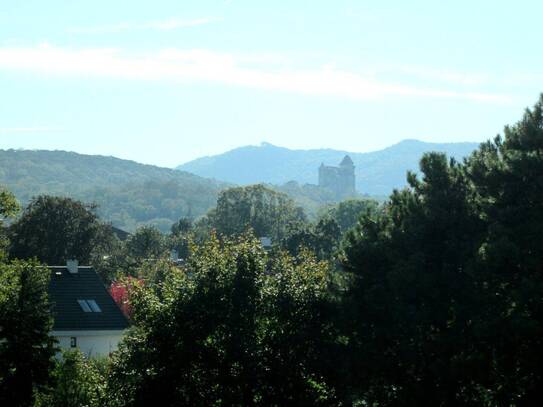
xmin=70 ymin=337 xmax=77 ymax=348
xmin=87 ymin=300 xmax=102 ymax=312
xmin=77 ymin=299 xmax=102 ymax=312
xmin=77 ymin=299 xmax=92 ymax=312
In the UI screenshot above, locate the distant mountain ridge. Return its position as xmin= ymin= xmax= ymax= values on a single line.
xmin=0 ymin=141 xmax=481 ymax=230
xmin=0 ymin=149 xmax=228 ymax=232
xmin=177 ymin=140 xmax=480 ymax=195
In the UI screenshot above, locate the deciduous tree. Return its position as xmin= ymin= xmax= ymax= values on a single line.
xmin=211 ymin=185 xmax=306 ymax=241
xmin=108 ymin=234 xmax=342 ymax=406
xmin=0 ymin=260 xmax=55 ymax=406
xmin=0 ymin=187 xmax=19 ymax=261
xmin=9 ymin=195 xmax=104 ymax=265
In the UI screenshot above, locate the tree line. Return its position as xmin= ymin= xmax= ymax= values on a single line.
xmin=1 ymin=95 xmax=543 ymax=405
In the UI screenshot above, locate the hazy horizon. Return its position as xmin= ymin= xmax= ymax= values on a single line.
xmin=1 ymin=138 xmax=481 ymax=169
xmin=1 ymin=1 xmax=542 ymax=167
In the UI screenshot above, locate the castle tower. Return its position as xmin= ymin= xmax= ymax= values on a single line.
xmin=317 ymin=155 xmax=356 ymax=199
xmin=338 ymin=155 xmax=355 ymax=196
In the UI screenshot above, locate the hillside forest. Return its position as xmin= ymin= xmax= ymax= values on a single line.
xmin=0 ymin=140 xmax=476 ymax=232
xmin=0 ymin=95 xmax=543 ymax=405
xmin=0 ymin=150 xmax=228 ymax=232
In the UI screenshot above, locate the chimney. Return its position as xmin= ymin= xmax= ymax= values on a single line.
xmin=67 ymin=259 xmax=79 ymax=274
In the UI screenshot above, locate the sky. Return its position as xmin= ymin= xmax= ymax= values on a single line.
xmin=0 ymin=0 xmax=542 ymax=167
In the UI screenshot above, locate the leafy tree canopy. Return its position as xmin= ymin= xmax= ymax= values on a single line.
xmin=125 ymin=225 xmax=165 ymax=261
xmin=170 ymin=217 xmax=193 ymax=236
xmin=0 ymin=187 xmax=19 ymax=221
xmin=203 ymin=184 xmax=307 ymax=242
xmin=0 ymin=260 xmax=55 ymax=407
xmin=36 ymin=350 xmax=108 ymax=407
xmin=8 ymin=195 xmax=112 ymax=265
xmin=319 ymin=198 xmax=379 ymax=233
xmin=0 ymin=187 xmax=19 ymax=261
xmin=107 ymin=233 xmax=343 ymax=406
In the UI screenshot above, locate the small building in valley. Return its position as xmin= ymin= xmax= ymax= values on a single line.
xmin=48 ymin=260 xmax=129 ymax=357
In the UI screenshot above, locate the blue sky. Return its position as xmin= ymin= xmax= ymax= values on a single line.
xmin=0 ymin=0 xmax=542 ymax=167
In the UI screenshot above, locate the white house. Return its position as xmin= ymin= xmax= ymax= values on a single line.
xmin=48 ymin=260 xmax=129 ymax=358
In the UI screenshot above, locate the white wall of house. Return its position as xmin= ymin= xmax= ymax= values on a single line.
xmin=51 ymin=330 xmax=125 ymax=358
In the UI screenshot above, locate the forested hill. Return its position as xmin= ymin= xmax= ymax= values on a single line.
xmin=177 ymin=139 xmax=479 ymax=196
xmin=0 ymin=149 xmax=228 ymax=232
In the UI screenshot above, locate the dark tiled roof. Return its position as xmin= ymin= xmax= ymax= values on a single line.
xmin=48 ymin=266 xmax=129 ymax=331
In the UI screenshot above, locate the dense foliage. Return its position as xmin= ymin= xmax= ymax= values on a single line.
xmin=0 ymin=187 xmax=19 ymax=219
xmin=0 ymin=260 xmax=55 ymax=407
xmin=86 ymin=179 xmax=221 ymax=233
xmin=107 ymin=234 xmax=341 ymax=406
xmin=0 ymin=187 xmax=19 ymax=261
xmin=37 ymin=350 xmax=108 ymax=407
xmin=342 ymin=95 xmax=543 ymax=405
xmin=0 ymin=191 xmax=56 ymax=406
xmin=282 ymin=217 xmax=342 ymax=260
xmin=319 ymin=198 xmax=379 ymax=233
xmin=2 ymin=95 xmax=543 ymax=406
xmin=0 ymin=150 xmax=226 ymax=232
xmin=8 ymin=195 xmax=115 ymax=265
xmin=197 ymin=185 xmax=307 ymax=242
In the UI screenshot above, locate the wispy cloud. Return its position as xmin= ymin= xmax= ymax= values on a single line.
xmin=0 ymin=44 xmax=510 ymax=103
xmin=390 ymin=65 xmax=489 ymax=86
xmin=67 ymin=17 xmax=220 ymax=34
xmin=0 ymin=127 xmax=64 ymax=133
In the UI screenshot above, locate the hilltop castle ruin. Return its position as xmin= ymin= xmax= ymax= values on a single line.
xmin=318 ymin=155 xmax=356 ymax=199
